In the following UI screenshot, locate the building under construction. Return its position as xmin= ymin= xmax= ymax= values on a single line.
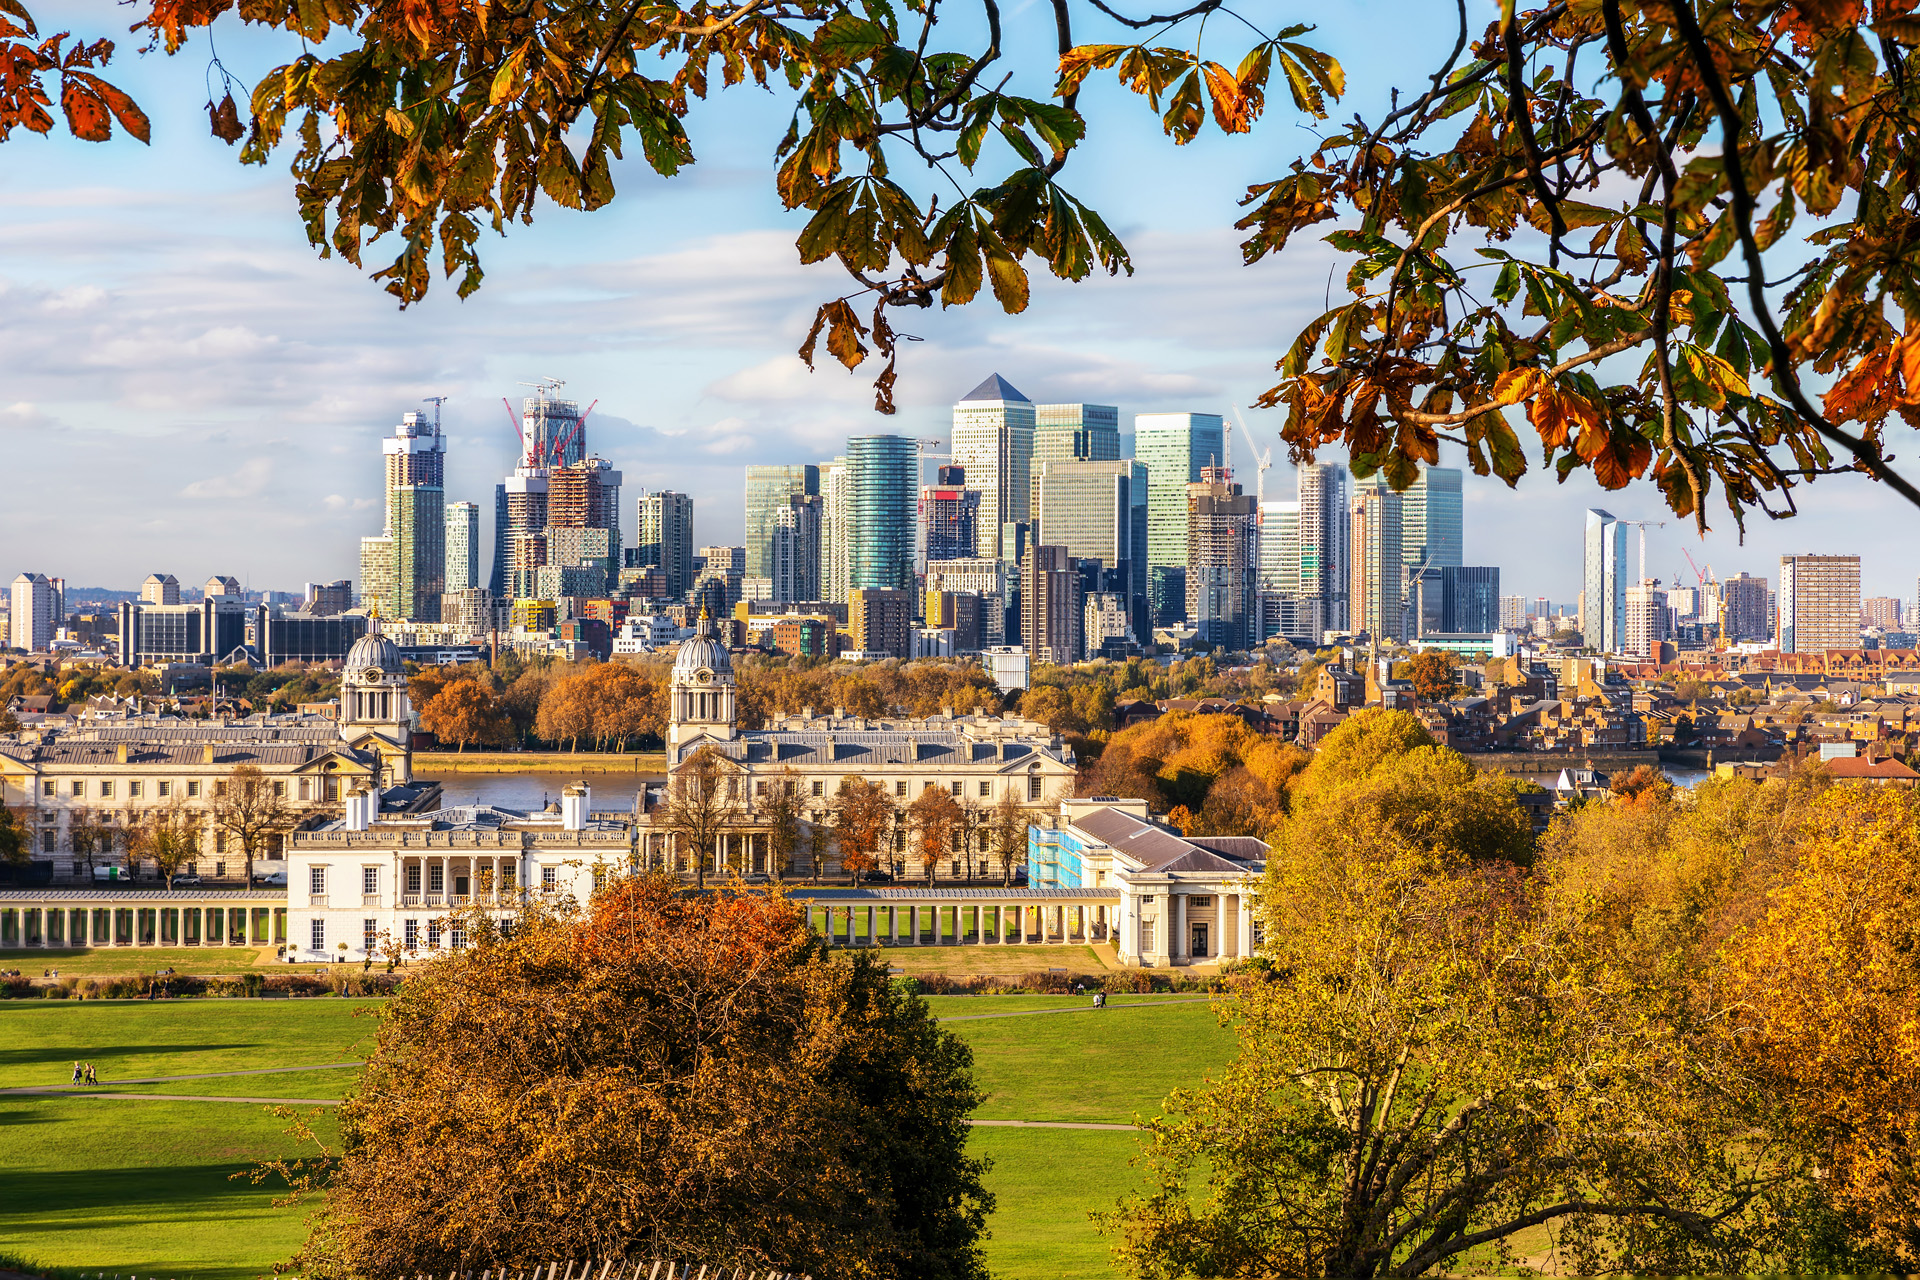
xmin=489 ymin=382 xmax=622 ymax=602
xmin=1186 ymin=466 xmax=1258 ymax=651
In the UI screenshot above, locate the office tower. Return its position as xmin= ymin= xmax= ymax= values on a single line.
xmin=1779 ymin=555 xmax=1862 ymax=652
xmin=926 ymin=557 xmax=1009 ymax=646
xmin=849 ymin=587 xmax=912 ymax=658
xmin=115 ymin=596 xmax=247 ymax=666
xmin=203 ymin=575 xmax=241 ymax=598
xmin=1035 ymin=458 xmax=1150 ymax=644
xmin=745 ymin=464 xmax=819 ymax=580
xmin=1583 ymin=509 xmax=1628 ymax=652
xmin=926 ymin=590 xmax=985 ymax=651
xmin=1349 ymin=486 xmax=1405 ymax=641
xmin=951 ymin=374 xmax=1036 ymax=559
xmin=700 ymin=545 xmax=746 ymax=574
xmin=493 ymin=385 xmax=587 ymax=601
xmin=1186 ymin=467 xmax=1258 ymax=651
xmin=1623 ymin=580 xmax=1669 ymax=658
xmin=1032 ymin=403 xmax=1121 ymax=502
xmin=848 ymin=434 xmax=918 ymax=591
xmin=1259 ymin=501 xmax=1299 ymax=592
xmin=634 ymin=490 xmax=695 ymax=599
xmin=140 ymin=573 xmax=180 ymax=606
xmin=304 ymin=580 xmax=352 ymax=616
xmin=1500 ymin=595 xmax=1528 ymax=629
xmin=819 ymin=457 xmax=850 ymax=603
xmin=772 ymin=495 xmax=822 ymax=602
xmin=1296 ymin=462 xmax=1350 ymax=631
xmin=1864 ymin=596 xmax=1902 ymax=629
xmin=1399 ymin=466 xmax=1463 ymax=570
xmin=1136 ymin=412 xmax=1227 ymax=589
xmin=371 ymin=407 xmax=447 ymax=621
xmin=923 ymin=465 xmax=982 ymax=562
xmin=445 ymin=501 xmax=480 ymax=592
xmin=360 ymin=536 xmax=396 ymax=615
xmin=490 ymin=483 xmax=509 ymax=596
xmin=546 ymin=456 xmax=623 ymax=593
xmin=9 ymin=573 xmax=56 ymax=651
xmin=1023 ymin=544 xmax=1081 ymax=665
xmin=1436 ymin=566 xmax=1500 ymax=633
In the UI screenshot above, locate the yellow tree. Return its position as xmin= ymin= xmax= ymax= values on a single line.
xmin=420 ymin=680 xmax=508 ymax=752
xmin=830 ymin=777 xmax=894 ymax=885
xmin=662 ymin=745 xmax=742 ymax=891
xmin=131 ymin=794 xmax=204 ymax=888
xmin=906 ymin=786 xmax=964 ymax=884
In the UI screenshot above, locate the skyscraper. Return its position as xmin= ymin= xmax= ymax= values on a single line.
xmin=494 ymin=385 xmax=587 ymax=601
xmin=951 ymin=374 xmax=1036 ymax=560
xmin=1136 ymin=412 xmax=1227 ymax=591
xmin=1296 ymin=462 xmax=1350 ymax=631
xmin=1400 ymin=466 xmax=1463 ymax=570
xmin=1583 ymin=509 xmax=1628 ymax=652
xmin=1721 ymin=571 xmax=1770 ymax=642
xmin=848 ymin=434 xmax=918 ymax=591
xmin=1186 ymin=467 xmax=1259 ymax=651
xmin=1023 ymin=544 xmax=1082 ymax=665
xmin=819 ymin=457 xmax=850 ymax=603
xmin=1623 ymin=579 xmax=1668 ymax=658
xmin=1035 ymin=458 xmax=1150 ymax=644
xmin=634 ymin=490 xmax=695 ymax=599
xmin=546 ymin=456 xmax=624 ymax=593
xmin=1779 ymin=554 xmax=1861 ymax=652
xmin=1032 ymin=402 xmax=1120 ymax=498
xmin=1350 ymin=486 xmax=1405 ymax=641
xmin=745 ymin=465 xmax=820 ymax=580
xmin=923 ymin=464 xmax=982 ymax=563
xmin=445 ymin=501 xmax=480 ymax=592
xmin=364 ymin=408 xmax=446 ymax=620
xmin=1258 ymin=501 xmax=1300 ymax=592
xmin=9 ymin=573 xmax=56 ymax=652
xmin=1437 ymin=565 xmax=1500 ymax=633
xmin=772 ymin=495 xmax=822 ymax=602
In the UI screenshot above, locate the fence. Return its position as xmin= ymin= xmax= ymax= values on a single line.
xmin=397 ymin=1264 xmax=806 ymax=1280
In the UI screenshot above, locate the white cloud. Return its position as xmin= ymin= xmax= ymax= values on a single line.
xmin=181 ymin=457 xmax=273 ymax=500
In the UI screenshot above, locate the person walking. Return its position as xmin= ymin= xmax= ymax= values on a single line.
xmin=85 ymin=1063 xmax=96 ymax=1086
xmin=70 ymin=1061 xmax=82 ymax=1085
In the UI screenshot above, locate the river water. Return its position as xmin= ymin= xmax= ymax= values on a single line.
xmin=429 ymin=771 xmax=661 ymax=813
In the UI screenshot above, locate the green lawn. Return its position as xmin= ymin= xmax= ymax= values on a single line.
xmin=0 ymin=989 xmax=1233 ymax=1279
xmin=0 ymin=947 xmax=272 ymax=976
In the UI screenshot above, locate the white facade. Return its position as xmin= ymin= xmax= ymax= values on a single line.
xmin=611 ymin=614 xmax=689 ymax=654
xmin=10 ymin=573 xmax=56 ymax=653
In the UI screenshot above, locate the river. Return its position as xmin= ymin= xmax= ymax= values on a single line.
xmin=429 ymin=771 xmax=661 ymax=813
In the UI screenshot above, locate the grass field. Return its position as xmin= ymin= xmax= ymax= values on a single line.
xmin=0 ymin=948 xmax=275 ymax=976
xmin=0 ymin=992 xmax=1237 ymax=1279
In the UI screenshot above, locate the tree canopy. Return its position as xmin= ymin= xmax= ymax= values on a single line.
xmin=15 ymin=0 xmax=1918 ymax=519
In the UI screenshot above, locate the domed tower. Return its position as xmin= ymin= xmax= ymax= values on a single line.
xmin=340 ymin=616 xmax=414 ymax=783
xmin=668 ymin=611 xmax=736 ymax=755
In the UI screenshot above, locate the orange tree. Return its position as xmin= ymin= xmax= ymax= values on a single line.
xmin=906 ymin=784 xmax=964 ymax=882
xmin=260 ymin=877 xmax=991 ymax=1275
xmin=831 ymin=775 xmax=895 ymax=883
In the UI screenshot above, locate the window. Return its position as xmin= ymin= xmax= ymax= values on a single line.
xmin=449 ymin=924 xmax=466 ymax=949
xmin=429 ymin=864 xmax=444 ymax=893
xmin=1190 ymin=896 xmax=1213 ymax=907
xmin=42 ymin=833 xmax=54 ymax=853
xmin=214 ymin=832 xmax=226 ymax=854
xmin=362 ymin=867 xmax=379 ymax=895
xmin=100 ymin=781 xmax=114 ymax=799
xmin=980 ymin=781 xmax=991 ymax=796
xmin=592 ymin=867 xmax=608 ymax=891
xmin=186 ymin=780 xmax=200 ymax=798
xmin=363 ymin=919 xmax=378 ymax=951
xmin=309 ymin=867 xmax=326 ymax=894
xmin=214 ymin=862 xmax=225 ymax=878
xmin=298 ymin=779 xmax=311 ymax=800
xmin=1140 ymin=920 xmax=1155 ymax=952
xmin=186 ymin=863 xmax=198 ymax=877
xmin=406 ymin=865 xmax=421 ymax=893
xmin=427 ymin=920 xmax=441 ymax=949
xmin=214 ymin=780 xmax=228 ymax=797
xmin=273 ymin=781 xmax=287 ymax=798
xmin=404 ymin=919 xmax=419 ymax=949
xmin=70 ymin=781 xmax=85 ymax=797
xmin=1028 ymin=773 xmax=1043 ymax=800
xmin=310 ymin=918 xmax=325 ymax=950
xmin=542 ymin=866 xmax=557 ymax=891
xmin=158 ymin=780 xmax=171 ymax=797
xmin=755 ymin=781 xmax=768 ymax=796
xmin=70 ymin=861 xmax=83 ymax=877
xmin=894 ymin=780 xmax=907 ymax=796
xmin=811 ymin=780 xmax=825 ymax=797
xmin=501 ymin=865 xmax=516 ymax=889
xmin=951 ymin=781 xmax=963 ymax=796
xmin=129 ymin=780 xmax=142 ymax=798
xmin=41 ymin=781 xmax=53 ymax=797
xmin=1251 ymin=921 xmax=1266 ymax=947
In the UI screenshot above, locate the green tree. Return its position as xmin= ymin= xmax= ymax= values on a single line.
xmin=261 ymin=877 xmax=993 ymax=1277
xmin=0 ymin=804 xmax=27 ymax=867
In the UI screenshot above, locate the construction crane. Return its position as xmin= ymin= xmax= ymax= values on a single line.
xmin=1682 ymin=547 xmax=1716 ymax=585
xmin=1616 ymin=519 xmax=1666 ymax=583
xmin=1228 ymin=408 xmax=1274 ymax=505
xmin=421 ymin=394 xmax=449 ymax=430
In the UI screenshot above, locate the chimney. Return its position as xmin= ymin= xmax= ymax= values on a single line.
xmin=116 ymin=742 xmax=129 ymax=764
xmin=203 ymin=744 xmax=216 ymax=764
xmin=345 ymin=785 xmax=372 ymax=832
xmin=562 ymin=781 xmax=591 ymax=831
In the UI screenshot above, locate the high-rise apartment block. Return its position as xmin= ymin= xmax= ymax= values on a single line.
xmin=1349 ymin=486 xmax=1405 ymax=641
xmin=634 ymin=490 xmax=695 ymax=599
xmin=819 ymin=457 xmax=850 ymax=603
xmin=1500 ymin=595 xmax=1528 ymax=629
xmin=951 ymin=375 xmax=1036 ymax=561
xmin=359 ymin=536 xmax=395 ymax=615
xmin=1296 ymin=462 xmax=1350 ymax=632
xmin=304 ymin=580 xmax=352 ymax=616
xmin=849 ymin=587 xmax=912 ymax=659
xmin=1084 ymin=591 xmax=1131 ymax=656
xmin=445 ymin=501 xmax=480 ymax=592
xmin=1136 ymin=412 xmax=1226 ymax=591
xmin=848 ymin=434 xmax=918 ymax=591
xmin=926 ymin=558 xmax=1009 ymax=647
xmin=1186 ymin=467 xmax=1258 ymax=650
xmin=1035 ymin=458 xmax=1149 ymax=644
xmin=9 ymin=573 xmax=57 ymax=652
xmin=1022 ymin=544 xmax=1082 ymax=665
xmin=1864 ymin=596 xmax=1902 ymax=630
xmin=1779 ymin=554 xmax=1861 ymax=653
xmin=546 ymin=456 xmax=623 ymax=594
xmin=1583 ymin=509 xmax=1628 ymax=652
xmin=1623 ymin=579 xmax=1668 ymax=658
xmin=1721 ymin=571 xmax=1769 ymax=642
xmin=140 ymin=573 xmax=180 ymax=605
xmin=923 ymin=465 xmax=982 ymax=563
xmin=373 ymin=408 xmax=447 ymax=620
xmin=772 ymin=495 xmax=822 ymax=602
xmin=745 ymin=465 xmax=819 ymax=581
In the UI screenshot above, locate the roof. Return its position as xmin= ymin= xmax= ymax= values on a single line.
xmin=0 ymin=888 xmax=288 ymax=901
xmin=959 ymin=373 xmax=1029 ymax=403
xmin=680 ymin=729 xmax=1069 ymax=769
xmin=1826 ymin=756 xmax=1920 ymax=779
xmin=787 ymin=886 xmax=1120 ymax=900
xmin=1070 ymin=806 xmax=1266 ymax=873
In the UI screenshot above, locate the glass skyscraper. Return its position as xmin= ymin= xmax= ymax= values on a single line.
xmin=444 ymin=501 xmax=480 ymax=592
xmin=1135 ymin=412 xmax=1226 ymax=578
xmin=951 ymin=374 xmax=1036 ymax=560
xmin=1583 ymin=508 xmax=1628 ymax=652
xmin=1034 ymin=458 xmax=1150 ymax=643
xmin=1296 ymin=462 xmax=1349 ymax=632
xmin=744 ymin=464 xmax=819 ymax=580
xmin=848 ymin=435 xmax=918 ymax=591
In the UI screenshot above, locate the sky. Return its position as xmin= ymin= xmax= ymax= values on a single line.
xmin=5 ymin=0 xmax=1918 ymax=605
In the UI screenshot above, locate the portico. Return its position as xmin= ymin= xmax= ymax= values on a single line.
xmin=0 ymin=887 xmax=289 ymax=948
xmin=783 ymin=886 xmax=1121 ymax=947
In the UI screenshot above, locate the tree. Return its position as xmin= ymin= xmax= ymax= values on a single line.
xmin=534 ymin=669 xmax=596 ymax=751
xmin=662 ymin=744 xmax=741 ymax=890
xmin=987 ymin=792 xmax=1027 ymax=885
xmin=66 ymin=807 xmax=118 ymax=879
xmin=420 ymin=680 xmax=509 ymax=752
xmin=830 ymin=777 xmax=895 ymax=885
xmin=261 ymin=877 xmax=993 ymax=1276
xmin=1404 ymin=652 xmax=1456 ymax=703
xmin=209 ymin=763 xmax=296 ymax=884
xmin=0 ymin=804 xmax=26 ymax=867
xmin=130 ymin=794 xmax=203 ymax=888
xmin=907 ymin=786 xmax=964 ymax=883
xmin=802 ymin=809 xmax=836 ymax=886
xmin=758 ymin=767 xmax=806 ymax=884
xmin=1020 ymin=685 xmax=1084 ymax=736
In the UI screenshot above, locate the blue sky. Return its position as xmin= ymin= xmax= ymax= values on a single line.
xmin=5 ymin=0 xmax=1915 ymax=604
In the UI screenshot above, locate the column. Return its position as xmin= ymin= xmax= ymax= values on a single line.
xmin=890 ymin=904 xmax=901 ymax=944
xmin=1171 ymin=893 xmax=1185 ymax=964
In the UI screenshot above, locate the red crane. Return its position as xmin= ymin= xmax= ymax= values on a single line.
xmin=1682 ymin=548 xmax=1712 ymax=585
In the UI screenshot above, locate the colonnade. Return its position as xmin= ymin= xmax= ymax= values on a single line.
xmin=806 ymin=899 xmax=1112 ymax=947
xmin=0 ymin=902 xmax=286 ymax=947
xmin=397 ymin=855 xmax=518 ymax=904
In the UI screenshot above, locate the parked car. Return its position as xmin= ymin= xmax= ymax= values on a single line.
xmin=171 ymin=874 xmax=203 ymax=887
xmin=859 ymin=870 xmax=894 ymax=884
xmin=252 ymin=870 xmax=288 ymax=887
